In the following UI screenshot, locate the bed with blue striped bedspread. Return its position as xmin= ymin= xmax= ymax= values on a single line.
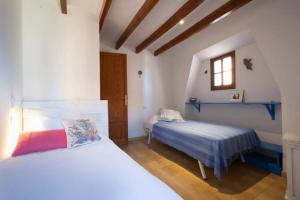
xmin=152 ymin=120 xmax=260 ymax=180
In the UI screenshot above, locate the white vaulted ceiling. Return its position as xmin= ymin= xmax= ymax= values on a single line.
xmin=100 ymin=0 xmax=230 ymax=53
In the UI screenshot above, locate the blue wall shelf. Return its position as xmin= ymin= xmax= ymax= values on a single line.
xmin=185 ymin=101 xmax=281 ymax=120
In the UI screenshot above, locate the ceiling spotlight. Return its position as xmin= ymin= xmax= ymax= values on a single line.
xmin=212 ymin=11 xmax=232 ymax=24
xmin=179 ymin=19 xmax=184 ymax=25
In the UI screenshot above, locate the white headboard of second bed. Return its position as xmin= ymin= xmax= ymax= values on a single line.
xmin=22 ymin=100 xmax=109 ymax=137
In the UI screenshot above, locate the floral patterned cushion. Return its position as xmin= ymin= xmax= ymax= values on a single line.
xmin=62 ymin=119 xmax=101 ymax=148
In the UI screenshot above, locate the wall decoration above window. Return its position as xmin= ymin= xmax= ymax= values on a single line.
xmin=138 ymin=70 xmax=143 ymax=78
xmin=243 ymin=58 xmax=253 ymax=70
xmin=230 ymin=90 xmax=244 ymax=102
xmin=210 ymin=51 xmax=236 ymax=90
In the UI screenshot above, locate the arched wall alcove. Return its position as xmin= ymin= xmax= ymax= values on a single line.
xmin=167 ymin=0 xmax=300 ymax=140
xmin=184 ymin=32 xmax=282 ymax=143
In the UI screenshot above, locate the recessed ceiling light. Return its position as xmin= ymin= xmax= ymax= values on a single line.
xmin=212 ymin=11 xmax=232 ymax=24
xmin=179 ymin=19 xmax=184 ymax=25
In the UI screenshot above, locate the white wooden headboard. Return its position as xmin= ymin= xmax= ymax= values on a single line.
xmin=22 ymin=100 xmax=109 ymax=137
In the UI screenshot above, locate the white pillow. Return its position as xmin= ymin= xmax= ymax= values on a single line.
xmin=159 ymin=109 xmax=184 ymax=122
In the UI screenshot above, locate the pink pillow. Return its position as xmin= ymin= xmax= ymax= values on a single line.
xmin=12 ymin=129 xmax=67 ymax=157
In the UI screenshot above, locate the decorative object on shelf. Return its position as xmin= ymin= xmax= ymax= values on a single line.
xmin=243 ymin=58 xmax=253 ymax=70
xmin=230 ymin=90 xmax=244 ymax=102
xmin=189 ymin=97 xmax=198 ymax=103
xmin=138 ymin=70 xmax=143 ymax=78
xmin=204 ymin=70 xmax=208 ymax=74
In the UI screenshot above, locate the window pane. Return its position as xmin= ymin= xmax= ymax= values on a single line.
xmin=223 ymin=56 xmax=232 ymax=71
xmin=214 ymin=60 xmax=221 ymax=73
xmin=223 ymin=71 xmax=232 ymax=85
xmin=214 ymin=73 xmax=222 ymax=86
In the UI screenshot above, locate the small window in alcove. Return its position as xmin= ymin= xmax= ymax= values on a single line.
xmin=210 ymin=51 xmax=236 ymax=91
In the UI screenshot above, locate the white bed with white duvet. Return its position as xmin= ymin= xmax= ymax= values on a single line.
xmin=0 ymin=100 xmax=181 ymax=200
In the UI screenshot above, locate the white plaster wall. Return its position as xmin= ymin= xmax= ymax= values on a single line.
xmin=186 ymin=43 xmax=282 ymax=134
xmin=252 ymin=1 xmax=300 ymax=137
xmin=22 ymin=0 xmax=102 ymax=101
xmin=0 ymin=0 xmax=23 ymax=159
xmin=166 ymin=0 xmax=300 ymax=137
xmin=100 ymin=40 xmax=173 ymax=138
xmin=143 ymin=52 xmax=173 ymax=121
xmin=185 ymin=55 xmax=200 ymax=102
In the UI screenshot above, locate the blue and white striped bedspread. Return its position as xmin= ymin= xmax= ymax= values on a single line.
xmin=152 ymin=120 xmax=260 ymax=179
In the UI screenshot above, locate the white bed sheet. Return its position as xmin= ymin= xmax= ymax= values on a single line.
xmin=0 ymin=135 xmax=181 ymax=200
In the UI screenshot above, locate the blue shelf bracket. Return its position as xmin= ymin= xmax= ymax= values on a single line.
xmin=264 ymin=103 xmax=276 ymax=120
xmin=191 ymin=102 xmax=201 ymax=112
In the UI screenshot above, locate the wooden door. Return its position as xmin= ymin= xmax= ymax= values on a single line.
xmin=100 ymin=52 xmax=128 ymax=146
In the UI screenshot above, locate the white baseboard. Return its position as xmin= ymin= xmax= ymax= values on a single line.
xmin=128 ymin=135 xmax=147 ymax=141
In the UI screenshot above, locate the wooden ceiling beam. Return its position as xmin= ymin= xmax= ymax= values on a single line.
xmin=135 ymin=0 xmax=204 ymax=54
xmin=154 ymin=0 xmax=253 ymax=56
xmin=99 ymin=0 xmax=112 ymax=31
xmin=115 ymin=0 xmax=159 ymax=50
xmin=60 ymin=0 xmax=67 ymax=14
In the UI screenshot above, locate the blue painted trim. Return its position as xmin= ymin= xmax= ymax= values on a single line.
xmin=264 ymin=103 xmax=276 ymax=120
xmin=185 ymin=101 xmax=281 ymax=120
xmin=245 ymin=153 xmax=282 ymax=175
xmin=245 ymin=142 xmax=283 ymax=175
xmin=260 ymin=142 xmax=282 ymax=153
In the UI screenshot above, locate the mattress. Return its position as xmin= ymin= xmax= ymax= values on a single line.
xmin=152 ymin=120 xmax=260 ymax=179
xmin=0 ymin=135 xmax=181 ymax=200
